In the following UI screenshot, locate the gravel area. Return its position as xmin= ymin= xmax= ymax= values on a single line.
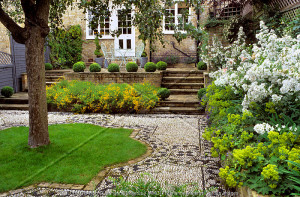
xmin=0 ymin=111 xmax=232 ymax=197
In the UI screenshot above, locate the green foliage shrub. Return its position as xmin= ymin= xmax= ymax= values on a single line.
xmin=201 ymin=82 xmax=300 ymax=196
xmin=48 ymin=25 xmax=83 ymax=69
xmin=197 ymin=61 xmax=207 ymax=70
xmin=1 ymin=86 xmax=14 ymax=98
xmin=157 ymin=88 xmax=170 ymax=100
xmin=126 ymin=62 xmax=138 ymax=72
xmin=108 ymin=63 xmax=120 ymax=72
xmin=197 ymin=88 xmax=207 ymax=100
xmin=156 ymin=61 xmax=167 ymax=70
xmin=141 ymin=50 xmax=147 ymax=57
xmin=46 ymin=80 xmax=160 ymax=114
xmin=73 ymin=62 xmax=85 ymax=72
xmin=144 ymin=62 xmax=156 ymax=72
xmin=108 ymin=173 xmax=212 ymax=197
xmin=94 ymin=36 xmax=103 ymax=57
xmin=89 ymin=63 xmax=101 ymax=72
xmin=164 ymin=55 xmax=179 ymax=65
xmin=45 ymin=63 xmax=53 ymax=70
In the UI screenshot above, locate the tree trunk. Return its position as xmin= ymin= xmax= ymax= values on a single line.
xmin=26 ymin=26 xmax=50 ymax=148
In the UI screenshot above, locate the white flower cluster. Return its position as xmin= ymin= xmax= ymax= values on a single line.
xmin=254 ymin=123 xmax=275 ymax=135
xmin=206 ymin=21 xmax=300 ymax=111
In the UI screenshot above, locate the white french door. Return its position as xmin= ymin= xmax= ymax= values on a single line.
xmin=114 ymin=10 xmax=135 ymax=57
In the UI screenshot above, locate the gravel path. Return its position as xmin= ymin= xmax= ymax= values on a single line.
xmin=0 ymin=111 xmax=230 ymax=196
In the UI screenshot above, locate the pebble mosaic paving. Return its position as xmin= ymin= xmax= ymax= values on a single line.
xmin=0 ymin=111 xmax=233 ymax=196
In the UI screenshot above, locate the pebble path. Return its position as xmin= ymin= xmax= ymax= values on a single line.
xmin=0 ymin=111 xmax=228 ymax=196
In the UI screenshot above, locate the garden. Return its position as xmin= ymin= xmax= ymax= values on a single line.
xmin=198 ymin=21 xmax=300 ymax=196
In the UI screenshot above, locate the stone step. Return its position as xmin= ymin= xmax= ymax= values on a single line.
xmin=150 ymin=107 xmax=203 ymax=115
xmin=45 ymin=70 xmax=71 ymax=77
xmin=167 ymin=63 xmax=196 ymax=68
xmin=0 ymin=97 xmax=28 ymax=104
xmin=46 ymin=82 xmax=57 ymax=86
xmin=0 ymin=104 xmax=29 ymax=110
xmin=163 ymin=77 xmax=204 ymax=83
xmin=45 ymin=76 xmax=64 ymax=82
xmin=169 ymin=89 xmax=199 ymax=95
xmin=163 ymin=70 xmax=204 ymax=77
xmin=158 ymin=100 xmax=200 ymax=108
xmin=162 ymin=83 xmax=204 ymax=89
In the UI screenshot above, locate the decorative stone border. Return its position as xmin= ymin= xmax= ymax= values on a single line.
xmin=0 ymin=112 xmax=231 ymax=196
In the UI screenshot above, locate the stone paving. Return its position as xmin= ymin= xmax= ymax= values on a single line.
xmin=0 ymin=111 xmax=231 ymax=197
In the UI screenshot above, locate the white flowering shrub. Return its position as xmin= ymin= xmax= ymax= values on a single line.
xmin=207 ymin=21 xmax=300 ymax=116
xmin=254 ymin=123 xmax=274 ymax=135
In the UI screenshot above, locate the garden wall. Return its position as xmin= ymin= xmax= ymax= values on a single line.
xmin=64 ymin=72 xmax=163 ymax=87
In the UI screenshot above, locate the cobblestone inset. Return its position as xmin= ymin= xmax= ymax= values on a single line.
xmin=0 ymin=111 xmax=225 ymax=196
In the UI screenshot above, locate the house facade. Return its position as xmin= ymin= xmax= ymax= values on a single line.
xmin=59 ymin=1 xmax=200 ymax=64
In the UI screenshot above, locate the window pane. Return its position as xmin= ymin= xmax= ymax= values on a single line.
xmin=119 ymin=39 xmax=123 ymax=49
xmin=127 ymin=39 xmax=131 ymax=49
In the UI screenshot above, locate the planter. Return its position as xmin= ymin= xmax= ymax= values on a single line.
xmin=95 ymin=57 xmax=104 ymax=68
xmin=140 ymin=57 xmax=148 ymax=68
xmin=238 ymin=186 xmax=270 ymax=197
xmin=104 ymin=59 xmax=109 ymax=68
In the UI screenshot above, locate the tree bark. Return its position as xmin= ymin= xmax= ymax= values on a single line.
xmin=26 ymin=25 xmax=50 ymax=148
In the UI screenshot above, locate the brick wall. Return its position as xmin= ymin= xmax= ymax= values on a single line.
xmin=64 ymin=72 xmax=163 ymax=87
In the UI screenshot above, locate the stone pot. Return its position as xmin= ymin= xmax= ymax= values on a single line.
xmin=140 ymin=57 xmax=148 ymax=68
xmin=95 ymin=57 xmax=104 ymax=68
xmin=104 ymin=59 xmax=109 ymax=68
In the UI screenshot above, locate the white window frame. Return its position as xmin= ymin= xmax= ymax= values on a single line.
xmin=163 ymin=1 xmax=191 ymax=34
xmin=86 ymin=8 xmax=116 ymax=40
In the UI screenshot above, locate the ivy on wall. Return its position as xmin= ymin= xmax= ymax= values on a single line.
xmin=48 ymin=25 xmax=83 ymax=69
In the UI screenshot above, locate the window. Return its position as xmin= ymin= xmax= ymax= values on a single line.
xmin=86 ymin=10 xmax=113 ymax=39
xmin=163 ymin=2 xmax=191 ymax=34
xmin=117 ymin=11 xmax=132 ymax=35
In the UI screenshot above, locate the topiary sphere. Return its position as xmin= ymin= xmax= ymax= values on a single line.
xmin=144 ymin=62 xmax=157 ymax=72
xmin=108 ymin=63 xmax=120 ymax=72
xmin=156 ymin=61 xmax=167 ymax=70
xmin=45 ymin=63 xmax=53 ymax=70
xmin=89 ymin=63 xmax=101 ymax=72
xmin=126 ymin=62 xmax=138 ymax=72
xmin=197 ymin=88 xmax=207 ymax=100
xmin=197 ymin=61 xmax=207 ymax=70
xmin=73 ymin=62 xmax=85 ymax=72
xmin=1 ymin=86 xmax=14 ymax=98
xmin=157 ymin=88 xmax=170 ymax=100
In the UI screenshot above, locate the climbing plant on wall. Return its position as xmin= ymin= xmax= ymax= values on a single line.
xmin=48 ymin=25 xmax=83 ymax=69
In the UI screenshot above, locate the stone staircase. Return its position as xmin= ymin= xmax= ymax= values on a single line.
xmin=45 ymin=70 xmax=71 ymax=86
xmin=151 ymin=64 xmax=205 ymax=115
xmin=0 ymin=92 xmax=29 ymax=110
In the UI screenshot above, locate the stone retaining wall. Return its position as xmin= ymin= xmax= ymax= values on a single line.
xmin=64 ymin=72 xmax=163 ymax=87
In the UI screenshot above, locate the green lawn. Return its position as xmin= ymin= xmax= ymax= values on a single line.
xmin=0 ymin=123 xmax=147 ymax=192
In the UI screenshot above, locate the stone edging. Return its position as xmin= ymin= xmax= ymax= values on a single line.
xmin=0 ymin=128 xmax=154 ymax=195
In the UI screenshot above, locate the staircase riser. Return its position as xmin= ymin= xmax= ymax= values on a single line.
xmin=0 ymin=99 xmax=28 ymax=104
xmin=162 ymin=85 xmax=204 ymax=89
xmin=163 ymin=79 xmax=204 ymax=83
xmin=45 ymin=77 xmax=64 ymax=82
xmin=149 ymin=110 xmax=203 ymax=115
xmin=170 ymin=92 xmax=198 ymax=95
xmin=164 ymin=73 xmax=203 ymax=77
xmin=159 ymin=103 xmax=199 ymax=107
xmin=0 ymin=106 xmax=29 ymax=110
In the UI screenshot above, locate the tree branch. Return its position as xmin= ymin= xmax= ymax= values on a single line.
xmin=0 ymin=4 xmax=27 ymax=43
xmin=36 ymin=0 xmax=51 ymax=37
